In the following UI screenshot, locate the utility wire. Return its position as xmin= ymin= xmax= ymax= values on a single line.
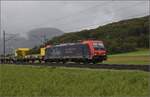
xmin=60 ymin=2 xmax=148 ymax=31
xmin=29 ymin=3 xmax=109 ymax=28
xmin=2 ymin=1 xmax=147 ymax=37
xmin=32 ymin=1 xmax=144 ymax=29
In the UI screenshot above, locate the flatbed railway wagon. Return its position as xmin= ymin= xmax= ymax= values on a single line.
xmin=45 ymin=40 xmax=107 ymax=64
xmin=15 ymin=48 xmax=46 ymax=63
xmin=0 ymin=40 xmax=107 ymax=64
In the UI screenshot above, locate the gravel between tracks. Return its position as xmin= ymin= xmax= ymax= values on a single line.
xmin=2 ymin=63 xmax=150 ymax=72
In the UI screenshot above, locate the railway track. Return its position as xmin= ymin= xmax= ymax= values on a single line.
xmin=1 ymin=63 xmax=150 ymax=72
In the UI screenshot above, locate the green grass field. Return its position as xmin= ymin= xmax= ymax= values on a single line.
xmin=0 ymin=64 xmax=149 ymax=96
xmin=103 ymin=49 xmax=150 ymax=65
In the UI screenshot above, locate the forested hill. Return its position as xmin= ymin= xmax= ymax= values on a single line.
xmin=43 ymin=15 xmax=149 ymax=54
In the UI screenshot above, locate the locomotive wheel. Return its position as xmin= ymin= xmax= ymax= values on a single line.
xmin=62 ymin=60 xmax=66 ymax=64
xmin=76 ymin=61 xmax=81 ymax=64
xmin=92 ymin=61 xmax=97 ymax=64
xmin=83 ymin=60 xmax=88 ymax=64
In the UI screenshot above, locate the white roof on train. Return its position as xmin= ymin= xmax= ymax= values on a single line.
xmin=55 ymin=43 xmax=79 ymax=47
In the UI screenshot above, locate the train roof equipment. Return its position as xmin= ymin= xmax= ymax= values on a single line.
xmin=15 ymin=48 xmax=30 ymax=57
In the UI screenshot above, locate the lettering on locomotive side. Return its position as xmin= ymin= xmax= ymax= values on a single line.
xmin=1 ymin=40 xmax=107 ymax=64
xmin=64 ymin=48 xmax=76 ymax=54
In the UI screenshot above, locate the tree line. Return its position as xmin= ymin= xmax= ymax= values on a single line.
xmin=30 ymin=15 xmax=149 ymax=54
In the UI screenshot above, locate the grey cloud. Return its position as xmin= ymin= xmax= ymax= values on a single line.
xmin=0 ymin=1 xmax=149 ymax=54
xmin=1 ymin=1 xmax=149 ymax=34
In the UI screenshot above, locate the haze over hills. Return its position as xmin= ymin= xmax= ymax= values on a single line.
xmin=1 ymin=15 xmax=149 ymax=55
xmin=27 ymin=28 xmax=64 ymax=47
xmin=0 ymin=28 xmax=64 ymax=54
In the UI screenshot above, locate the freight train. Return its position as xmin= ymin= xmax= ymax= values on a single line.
xmin=0 ymin=40 xmax=107 ymax=64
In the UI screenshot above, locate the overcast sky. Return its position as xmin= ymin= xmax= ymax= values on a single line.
xmin=1 ymin=1 xmax=149 ymax=38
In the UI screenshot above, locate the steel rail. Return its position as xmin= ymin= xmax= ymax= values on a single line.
xmin=1 ymin=63 xmax=150 ymax=72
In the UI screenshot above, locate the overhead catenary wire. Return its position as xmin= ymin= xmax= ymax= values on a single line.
xmin=2 ymin=1 xmax=148 ymax=41
xmin=1 ymin=1 xmax=148 ymax=55
xmin=30 ymin=3 xmax=109 ymax=29
xmin=59 ymin=1 xmax=148 ymax=32
xmin=1 ymin=3 xmax=108 ymax=46
xmin=2 ymin=1 xmax=146 ymax=33
xmin=29 ymin=2 xmax=114 ymax=33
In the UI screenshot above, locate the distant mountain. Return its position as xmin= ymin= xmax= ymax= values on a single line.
xmin=0 ymin=28 xmax=64 ymax=54
xmin=47 ymin=15 xmax=149 ymax=54
xmin=27 ymin=27 xmax=64 ymax=47
xmin=0 ymin=36 xmax=29 ymax=55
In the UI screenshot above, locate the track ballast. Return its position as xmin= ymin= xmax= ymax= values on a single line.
xmin=2 ymin=63 xmax=150 ymax=72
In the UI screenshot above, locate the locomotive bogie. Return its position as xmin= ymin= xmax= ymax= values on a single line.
xmin=0 ymin=40 xmax=107 ymax=64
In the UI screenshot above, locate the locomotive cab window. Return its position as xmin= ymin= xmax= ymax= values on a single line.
xmin=93 ymin=42 xmax=105 ymax=50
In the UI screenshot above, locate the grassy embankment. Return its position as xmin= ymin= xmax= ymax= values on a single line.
xmin=103 ymin=49 xmax=150 ymax=65
xmin=0 ymin=64 xmax=149 ymax=96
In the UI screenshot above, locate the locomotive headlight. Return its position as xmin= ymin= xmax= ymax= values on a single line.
xmin=103 ymin=53 xmax=106 ymax=55
xmin=94 ymin=52 xmax=99 ymax=55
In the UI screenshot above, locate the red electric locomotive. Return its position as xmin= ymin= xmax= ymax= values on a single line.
xmin=82 ymin=40 xmax=107 ymax=63
xmin=0 ymin=40 xmax=107 ymax=64
xmin=45 ymin=40 xmax=107 ymax=64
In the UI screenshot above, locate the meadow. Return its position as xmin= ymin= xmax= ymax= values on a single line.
xmin=0 ymin=64 xmax=149 ymax=96
xmin=103 ymin=49 xmax=150 ymax=65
